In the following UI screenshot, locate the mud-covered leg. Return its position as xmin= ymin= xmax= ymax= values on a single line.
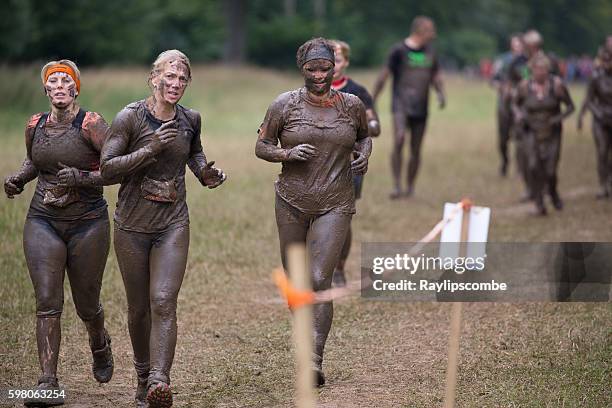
xmin=406 ymin=116 xmax=427 ymax=196
xmin=593 ymin=119 xmax=612 ymax=198
xmin=23 ymin=218 xmax=66 ymax=406
xmin=498 ymin=102 xmax=512 ymax=176
xmin=333 ymin=225 xmax=351 ymax=287
xmin=529 ymin=138 xmax=547 ymax=215
xmin=390 ymin=112 xmax=406 ymax=198
xmin=308 ymin=210 xmax=352 ymax=386
xmin=275 ymin=195 xmax=310 ymax=271
xmin=66 ymin=216 xmax=113 ymax=383
xmin=547 ymin=133 xmax=563 ymax=210
xmin=114 ymin=226 xmax=153 ymax=406
xmin=515 ymin=128 xmax=534 ymax=201
xmin=146 ymin=225 xmax=189 ymax=408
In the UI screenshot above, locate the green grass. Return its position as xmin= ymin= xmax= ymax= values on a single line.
xmin=0 ymin=65 xmax=610 ymax=407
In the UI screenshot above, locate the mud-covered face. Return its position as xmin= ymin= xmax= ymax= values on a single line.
xmin=532 ymin=63 xmax=549 ymax=82
xmin=333 ymin=48 xmax=349 ymax=80
xmin=45 ymin=72 xmax=77 ymax=108
xmin=152 ymin=60 xmax=190 ymax=105
xmin=302 ymin=59 xmax=334 ymax=96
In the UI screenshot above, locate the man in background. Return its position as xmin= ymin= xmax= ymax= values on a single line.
xmin=492 ymin=33 xmax=524 ymax=176
xmin=373 ymin=16 xmax=445 ymax=199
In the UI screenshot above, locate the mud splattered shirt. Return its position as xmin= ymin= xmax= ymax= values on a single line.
xmin=27 ymin=109 xmax=110 ymax=220
xmin=259 ymin=87 xmax=368 ymax=215
xmin=386 ymin=42 xmax=439 ymax=117
xmin=101 ymin=100 xmax=207 ymax=233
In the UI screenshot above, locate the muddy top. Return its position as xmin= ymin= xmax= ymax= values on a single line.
xmin=517 ymin=77 xmax=564 ymax=138
xmin=102 ymin=100 xmax=207 ymax=233
xmin=386 ymin=42 xmax=439 ymax=117
xmin=589 ymin=69 xmax=612 ymax=123
xmin=259 ymin=87 xmax=368 ymax=215
xmin=27 ymin=109 xmax=110 ymax=220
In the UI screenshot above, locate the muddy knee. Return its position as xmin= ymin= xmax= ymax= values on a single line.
xmin=35 ymin=291 xmax=63 ymax=318
xmin=127 ymin=299 xmax=151 ymax=323
xmin=393 ymin=133 xmax=405 ymax=150
xmin=150 ymin=295 xmax=177 ymax=319
xmin=74 ymin=299 xmax=104 ymax=322
xmin=312 ymin=269 xmax=333 ymax=292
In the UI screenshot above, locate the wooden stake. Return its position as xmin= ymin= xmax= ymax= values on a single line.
xmin=443 ymin=204 xmax=469 ymax=408
xmin=443 ymin=302 xmax=463 ymax=408
xmin=288 ymin=243 xmax=316 ymax=408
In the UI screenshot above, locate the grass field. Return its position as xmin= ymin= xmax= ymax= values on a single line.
xmin=0 ymin=65 xmax=610 ymax=407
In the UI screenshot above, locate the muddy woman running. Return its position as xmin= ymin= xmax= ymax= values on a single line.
xmin=101 ymin=50 xmax=226 ymax=407
xmin=3 ymin=59 xmax=114 ymax=407
xmin=256 ymin=38 xmax=371 ymax=386
xmin=512 ymin=54 xmax=574 ymax=215
xmin=578 ymin=46 xmax=612 ymax=199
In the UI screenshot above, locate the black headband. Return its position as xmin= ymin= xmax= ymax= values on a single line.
xmin=300 ymin=45 xmax=335 ymax=67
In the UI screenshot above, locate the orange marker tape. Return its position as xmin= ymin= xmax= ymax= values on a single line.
xmin=273 ymin=268 xmax=315 ymax=309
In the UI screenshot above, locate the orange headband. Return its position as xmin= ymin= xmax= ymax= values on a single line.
xmin=44 ymin=64 xmax=80 ymax=93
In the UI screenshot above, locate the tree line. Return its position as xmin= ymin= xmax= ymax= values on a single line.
xmin=1 ymin=0 xmax=610 ymax=68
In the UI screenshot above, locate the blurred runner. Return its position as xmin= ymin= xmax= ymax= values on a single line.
xmin=372 ymin=16 xmax=445 ymax=199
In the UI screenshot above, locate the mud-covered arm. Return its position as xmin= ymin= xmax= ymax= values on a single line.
xmin=186 ymin=113 xmax=225 ymax=188
xmin=511 ymin=81 xmax=528 ymax=123
xmin=255 ymin=96 xmax=291 ymax=162
xmin=351 ymin=101 xmax=372 ymax=175
xmin=4 ymin=116 xmax=40 ymax=198
xmin=431 ymin=54 xmax=446 ymax=108
xmin=12 ymin=158 xmax=38 ymax=184
xmin=551 ymin=78 xmax=575 ymax=124
xmin=186 ymin=112 xmax=208 ymax=181
xmin=100 ymin=109 xmax=157 ymax=181
xmin=58 ymin=112 xmax=117 ymax=187
xmin=255 ymin=95 xmax=319 ymax=163
xmin=372 ymin=67 xmax=390 ymax=103
xmin=366 ymin=109 xmax=381 ymax=137
xmin=577 ymin=78 xmax=593 ymax=129
xmin=578 ymin=77 xmax=601 ymax=129
xmin=373 ymin=46 xmax=403 ymax=103
xmin=21 ymin=117 xmax=40 ymax=183
xmin=357 ymin=86 xmax=380 ymax=137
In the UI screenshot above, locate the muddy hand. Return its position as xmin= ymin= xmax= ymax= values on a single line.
xmin=287 ymin=144 xmax=318 ymax=162
xmin=57 ymin=162 xmax=80 ymax=187
xmin=4 ymin=175 xmax=23 ymax=198
xmin=351 ymin=151 xmax=368 ymax=174
xmin=149 ymin=120 xmax=178 ymax=154
xmin=202 ymin=161 xmax=226 ymax=189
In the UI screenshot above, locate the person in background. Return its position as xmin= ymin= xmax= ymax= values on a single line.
xmin=578 ymin=46 xmax=612 ymax=199
xmin=513 ymin=54 xmax=574 ymax=215
xmin=372 ymin=16 xmax=445 ymax=199
xmin=491 ymin=33 xmax=524 ymax=176
xmin=329 ymin=39 xmax=380 ymax=287
xmin=508 ymin=29 xmax=559 ymax=202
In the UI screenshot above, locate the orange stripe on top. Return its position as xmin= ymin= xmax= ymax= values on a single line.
xmin=44 ymin=64 xmax=80 ymax=93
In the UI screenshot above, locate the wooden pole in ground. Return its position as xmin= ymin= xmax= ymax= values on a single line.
xmin=288 ymin=243 xmax=316 ymax=408
xmin=443 ymin=203 xmax=470 ymax=408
